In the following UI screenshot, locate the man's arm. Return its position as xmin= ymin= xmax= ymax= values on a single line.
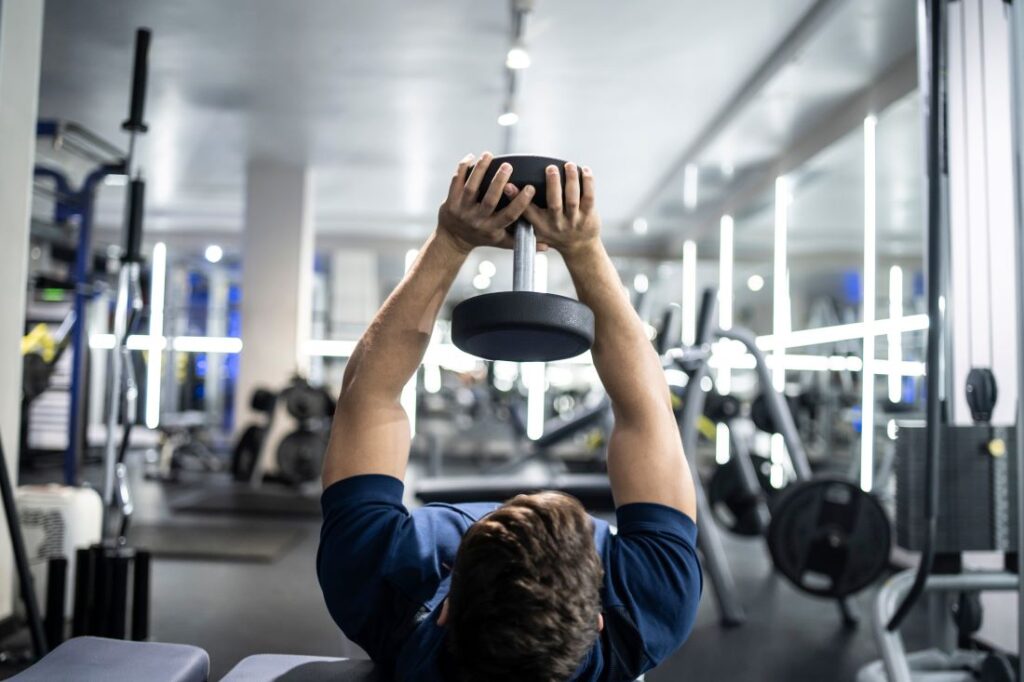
xmin=520 ymin=164 xmax=696 ymax=518
xmin=322 ymin=153 xmax=536 ymax=487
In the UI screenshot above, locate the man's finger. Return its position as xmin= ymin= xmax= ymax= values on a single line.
xmin=564 ymin=162 xmax=580 ymax=216
xmin=480 ymin=162 xmax=513 ymax=212
xmin=447 ymin=153 xmax=475 ymax=203
xmin=544 ymin=165 xmax=563 ymax=212
xmin=489 ymin=184 xmax=535 ymax=229
xmin=463 ymin=152 xmax=494 ymax=201
xmin=580 ymin=165 xmax=596 ymax=213
xmin=522 ymin=202 xmax=543 ymax=226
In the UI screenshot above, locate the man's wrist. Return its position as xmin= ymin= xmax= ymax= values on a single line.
xmin=432 ymin=227 xmax=473 ymax=260
xmin=560 ymin=238 xmax=604 ymax=269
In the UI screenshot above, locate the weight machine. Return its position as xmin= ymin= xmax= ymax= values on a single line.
xmin=32 ymin=122 xmax=126 ymax=483
xmin=858 ymin=0 xmax=1023 ymax=680
xmin=65 ymin=28 xmax=154 ymax=646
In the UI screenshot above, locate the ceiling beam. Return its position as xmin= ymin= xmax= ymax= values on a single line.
xmin=626 ymin=0 xmax=850 ymax=224
xmin=663 ymin=49 xmax=918 ymax=254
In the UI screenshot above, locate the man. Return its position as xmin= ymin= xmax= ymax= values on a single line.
xmin=318 ymin=153 xmax=701 ymax=682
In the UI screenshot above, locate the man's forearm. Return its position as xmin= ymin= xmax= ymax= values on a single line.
xmin=341 ymin=230 xmax=467 ymax=405
xmin=563 ymin=241 xmax=672 ymax=422
xmin=564 ymin=239 xmax=694 ymax=515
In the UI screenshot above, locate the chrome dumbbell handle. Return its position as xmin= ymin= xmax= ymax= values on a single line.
xmin=512 ymin=219 xmax=536 ymax=292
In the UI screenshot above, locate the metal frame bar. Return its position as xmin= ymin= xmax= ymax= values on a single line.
xmin=1008 ymin=0 xmax=1024 ymax=675
xmin=718 ymin=326 xmax=812 ymax=480
xmin=871 ymin=569 xmax=1018 ymax=682
xmin=35 ymin=119 xmax=125 ymax=166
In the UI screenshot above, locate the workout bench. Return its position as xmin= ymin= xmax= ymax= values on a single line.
xmin=10 ymin=637 xmax=379 ymax=681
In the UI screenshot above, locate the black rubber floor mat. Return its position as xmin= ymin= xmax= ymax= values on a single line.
xmin=128 ymin=523 xmax=304 ymax=562
xmin=170 ymin=488 xmax=321 ymax=518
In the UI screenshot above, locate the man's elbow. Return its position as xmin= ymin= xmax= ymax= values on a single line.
xmin=611 ymin=389 xmax=676 ymax=427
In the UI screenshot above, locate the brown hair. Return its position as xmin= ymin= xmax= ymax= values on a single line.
xmin=446 ymin=492 xmax=604 ymax=682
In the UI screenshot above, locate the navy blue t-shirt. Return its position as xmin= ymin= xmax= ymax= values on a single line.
xmin=317 ymin=475 xmax=701 ymax=681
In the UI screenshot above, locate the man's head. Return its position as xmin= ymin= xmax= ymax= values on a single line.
xmin=441 ymin=492 xmax=604 ymax=682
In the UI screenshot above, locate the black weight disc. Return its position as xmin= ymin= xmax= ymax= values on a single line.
xmin=276 ymin=430 xmax=327 ymax=485
xmin=704 ymin=393 xmax=741 ymax=423
xmin=767 ymin=478 xmax=890 ymax=598
xmin=250 ymin=388 xmax=277 ymax=414
xmin=452 ymin=291 xmax=594 ymax=362
xmin=22 ymin=354 xmax=51 ymax=403
xmin=708 ymin=455 xmax=775 ymax=536
xmin=231 ymin=425 xmax=265 ymax=482
xmin=750 ymin=393 xmax=776 ymax=433
xmin=472 ymin=154 xmax=582 ymax=211
xmin=283 ymin=382 xmax=330 ymax=421
xmin=750 ymin=392 xmax=802 ymax=434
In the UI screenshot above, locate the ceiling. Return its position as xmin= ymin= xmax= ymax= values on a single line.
xmin=37 ymin=0 xmax=847 ymax=243
xmin=726 ymin=87 xmax=923 ymax=260
xmin=644 ymin=0 xmax=918 ymax=243
xmin=36 ymin=0 xmax=920 ymax=257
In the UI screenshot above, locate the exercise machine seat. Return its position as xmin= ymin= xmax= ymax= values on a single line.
xmin=220 ymin=654 xmax=379 ymax=681
xmin=10 ymin=636 xmax=209 ymax=682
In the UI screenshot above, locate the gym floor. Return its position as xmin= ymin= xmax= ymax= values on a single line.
xmin=2 ymin=455 xmax=928 ymax=681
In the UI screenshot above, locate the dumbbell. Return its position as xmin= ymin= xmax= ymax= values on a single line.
xmin=451 ymin=155 xmax=595 ymax=362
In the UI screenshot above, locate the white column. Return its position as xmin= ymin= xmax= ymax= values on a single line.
xmin=204 ymin=267 xmax=228 ymax=424
xmin=234 ymin=161 xmax=314 ymax=437
xmin=329 ymin=250 xmax=379 ymax=333
xmin=0 ymin=0 xmax=45 ymax=621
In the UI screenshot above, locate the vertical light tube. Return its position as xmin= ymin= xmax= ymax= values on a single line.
xmin=772 ymin=177 xmax=790 ymax=391
xmin=770 ymin=433 xmax=786 ymax=488
xmin=534 ymin=252 xmax=548 ymax=294
xmin=683 ymin=163 xmax=700 ymax=210
xmin=144 ymin=242 xmax=166 ymax=429
xmin=682 ymin=240 xmax=698 ymax=346
xmin=424 ymin=364 xmax=442 ymax=393
xmin=400 ymin=248 xmax=419 ymax=435
xmin=888 ymin=265 xmax=904 ymax=402
xmin=715 ymin=422 xmax=731 ymax=464
xmin=771 ymin=177 xmax=791 ymax=485
xmin=526 ymin=253 xmax=549 ymax=440
xmin=718 ymin=215 xmax=734 ymax=393
xmin=861 ymin=115 xmax=878 ymax=491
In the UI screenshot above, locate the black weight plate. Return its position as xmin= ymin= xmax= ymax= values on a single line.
xmin=284 ymin=385 xmax=328 ymax=421
xmin=767 ymin=478 xmax=890 ymax=598
xmin=250 ymin=388 xmax=277 ymax=414
xmin=750 ymin=392 xmax=801 ymax=434
xmin=22 ymin=353 xmax=51 ymax=403
xmin=231 ymin=425 xmax=265 ymax=482
xmin=750 ymin=393 xmax=776 ymax=433
xmin=704 ymin=393 xmax=741 ymax=423
xmin=708 ymin=455 xmax=775 ymax=537
xmin=472 ymin=154 xmax=582 ymax=211
xmin=276 ymin=430 xmax=327 ymax=485
xmin=452 ymin=291 xmax=594 ymax=362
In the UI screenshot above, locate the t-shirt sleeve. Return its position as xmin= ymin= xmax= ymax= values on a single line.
xmin=316 ymin=475 xmax=480 ymax=661
xmin=606 ymin=503 xmax=702 ymax=672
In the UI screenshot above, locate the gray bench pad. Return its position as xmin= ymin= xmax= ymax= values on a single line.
xmin=220 ymin=654 xmax=379 ymax=681
xmin=11 ymin=636 xmax=209 ymax=682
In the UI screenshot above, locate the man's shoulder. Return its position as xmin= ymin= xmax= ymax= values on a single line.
xmin=419 ymin=500 xmax=501 ymax=522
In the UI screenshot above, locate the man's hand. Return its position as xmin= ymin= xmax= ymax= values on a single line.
xmin=516 ymin=162 xmax=601 ymax=257
xmin=437 ymin=152 xmax=536 ymax=255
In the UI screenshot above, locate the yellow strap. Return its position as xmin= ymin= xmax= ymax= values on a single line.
xmin=21 ymin=324 xmax=56 ymax=362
